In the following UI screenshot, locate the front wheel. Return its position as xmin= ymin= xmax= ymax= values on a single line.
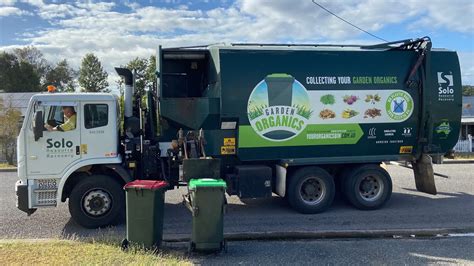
xmin=68 ymin=175 xmax=125 ymax=228
xmin=287 ymin=167 xmax=335 ymax=214
xmin=342 ymin=164 xmax=392 ymax=210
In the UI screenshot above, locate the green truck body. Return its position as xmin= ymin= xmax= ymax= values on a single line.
xmin=158 ymin=40 xmax=461 ymax=164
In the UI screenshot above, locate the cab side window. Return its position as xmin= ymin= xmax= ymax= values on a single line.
xmin=52 ymin=106 xmax=64 ymax=123
xmin=84 ymin=104 xmax=108 ymax=129
xmin=45 ymin=106 xmax=66 ymax=127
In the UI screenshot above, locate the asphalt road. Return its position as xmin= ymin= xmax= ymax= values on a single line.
xmin=1 ymin=164 xmax=473 ymax=240
xmin=187 ymin=236 xmax=474 ymax=265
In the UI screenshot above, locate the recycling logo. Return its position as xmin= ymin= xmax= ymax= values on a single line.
xmin=247 ymin=73 xmax=312 ymax=141
xmin=385 ymin=91 xmax=414 ymax=121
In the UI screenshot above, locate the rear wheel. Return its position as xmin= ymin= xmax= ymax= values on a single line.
xmin=287 ymin=167 xmax=335 ymax=214
xmin=69 ymin=175 xmax=125 ymax=228
xmin=342 ymin=164 xmax=392 ymax=210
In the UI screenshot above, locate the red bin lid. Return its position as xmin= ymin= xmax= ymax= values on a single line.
xmin=124 ymin=180 xmax=169 ymax=191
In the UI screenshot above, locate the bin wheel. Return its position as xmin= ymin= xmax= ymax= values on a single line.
xmin=121 ymin=238 xmax=129 ymax=251
xmin=221 ymin=240 xmax=228 ymax=253
xmin=188 ymin=242 xmax=195 ymax=253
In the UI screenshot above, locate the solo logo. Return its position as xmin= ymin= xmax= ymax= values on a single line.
xmin=46 ymin=138 xmax=73 ymax=148
xmin=437 ymin=72 xmax=454 ymax=95
xmin=385 ymin=91 xmax=414 ymax=121
xmin=247 ymin=73 xmax=312 ymax=141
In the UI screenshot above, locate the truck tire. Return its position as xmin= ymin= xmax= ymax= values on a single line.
xmin=342 ymin=164 xmax=392 ymax=210
xmin=68 ymin=175 xmax=125 ymax=228
xmin=287 ymin=167 xmax=335 ymax=214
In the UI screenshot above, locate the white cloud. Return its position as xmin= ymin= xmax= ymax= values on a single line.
xmin=0 ymin=0 xmax=16 ymax=6
xmin=458 ymin=52 xmax=474 ymax=85
xmin=0 ymin=6 xmax=30 ymax=16
xmin=411 ymin=0 xmax=474 ymax=34
xmin=1 ymin=0 xmax=472 ymax=90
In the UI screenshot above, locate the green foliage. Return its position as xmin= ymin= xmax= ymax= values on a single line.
xmin=462 ymin=85 xmax=474 ymax=96
xmin=0 ymin=97 xmax=22 ymax=165
xmin=294 ymin=105 xmax=313 ymax=119
xmin=248 ymin=104 xmax=267 ymax=120
xmin=44 ymin=59 xmax=76 ymax=92
xmin=13 ymin=46 xmax=49 ymax=80
xmin=146 ymin=55 xmax=157 ymax=91
xmin=320 ymin=94 xmax=335 ymax=105
xmin=0 ymin=52 xmax=41 ymax=92
xmin=79 ymin=53 xmax=109 ymax=92
xmin=124 ymin=56 xmax=156 ymax=97
xmin=0 ymin=46 xmax=79 ymax=93
xmin=126 ymin=57 xmax=148 ymax=96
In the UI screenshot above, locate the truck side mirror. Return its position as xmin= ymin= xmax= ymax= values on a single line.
xmin=33 ymin=110 xmax=44 ymax=141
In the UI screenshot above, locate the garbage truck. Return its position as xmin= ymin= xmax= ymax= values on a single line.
xmin=15 ymin=37 xmax=462 ymax=228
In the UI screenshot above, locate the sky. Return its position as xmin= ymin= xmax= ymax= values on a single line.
xmin=0 ymin=0 xmax=473 ymax=90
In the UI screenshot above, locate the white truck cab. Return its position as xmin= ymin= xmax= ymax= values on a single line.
xmin=16 ymin=93 xmax=130 ymax=228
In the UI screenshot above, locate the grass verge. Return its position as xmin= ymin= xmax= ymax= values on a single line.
xmin=0 ymin=163 xmax=16 ymax=169
xmin=453 ymin=152 xmax=474 ymax=159
xmin=0 ymin=239 xmax=191 ymax=265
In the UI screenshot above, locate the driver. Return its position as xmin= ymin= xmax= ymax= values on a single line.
xmin=45 ymin=106 xmax=76 ymax=131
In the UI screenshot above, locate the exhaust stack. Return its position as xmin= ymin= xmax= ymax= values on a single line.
xmin=115 ymin=67 xmax=133 ymax=118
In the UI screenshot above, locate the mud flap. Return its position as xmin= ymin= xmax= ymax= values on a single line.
xmin=412 ymin=154 xmax=437 ymax=195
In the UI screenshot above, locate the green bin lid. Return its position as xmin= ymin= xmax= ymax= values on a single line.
xmin=188 ymin=178 xmax=227 ymax=190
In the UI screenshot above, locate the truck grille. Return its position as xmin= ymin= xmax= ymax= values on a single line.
xmin=31 ymin=179 xmax=58 ymax=207
xmin=35 ymin=190 xmax=57 ymax=206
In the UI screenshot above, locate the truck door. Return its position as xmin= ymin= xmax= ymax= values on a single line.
xmin=25 ymin=102 xmax=81 ymax=176
xmin=80 ymin=101 xmax=118 ymax=161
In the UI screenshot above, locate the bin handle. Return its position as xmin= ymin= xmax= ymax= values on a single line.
xmin=223 ymin=194 xmax=227 ymax=215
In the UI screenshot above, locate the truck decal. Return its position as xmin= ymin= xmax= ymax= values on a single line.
xmin=243 ymin=74 xmax=415 ymax=148
xmin=45 ymin=138 xmax=76 ymax=158
xmin=239 ymin=124 xmax=364 ymax=148
xmin=247 ymin=73 xmax=311 ymax=142
xmin=435 ymin=121 xmax=452 ymax=138
xmin=437 ymin=71 xmax=455 ymax=102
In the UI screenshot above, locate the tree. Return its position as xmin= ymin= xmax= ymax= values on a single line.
xmin=463 ymin=85 xmax=474 ymax=96
xmin=78 ymin=53 xmax=109 ymax=92
xmin=0 ymin=97 xmax=22 ymax=165
xmin=13 ymin=46 xmax=49 ymax=81
xmin=0 ymin=51 xmax=41 ymax=92
xmin=126 ymin=57 xmax=148 ymax=97
xmin=44 ymin=59 xmax=76 ymax=92
xmin=124 ymin=56 xmax=157 ymax=97
xmin=146 ymin=55 xmax=157 ymax=92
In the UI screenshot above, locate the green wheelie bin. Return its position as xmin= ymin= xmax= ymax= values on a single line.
xmin=184 ymin=178 xmax=227 ymax=253
xmin=122 ymin=180 xmax=168 ymax=249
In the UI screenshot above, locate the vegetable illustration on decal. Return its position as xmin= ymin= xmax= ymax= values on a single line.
xmin=343 ymin=95 xmax=359 ymax=105
xmin=247 ymin=74 xmax=312 ymax=141
xmin=365 ymin=94 xmax=381 ymax=104
xmin=342 ymin=109 xmax=359 ymax=119
xmin=320 ymin=94 xmax=335 ymax=105
xmin=319 ymin=109 xmax=336 ymax=119
xmin=364 ymin=108 xmax=382 ymax=118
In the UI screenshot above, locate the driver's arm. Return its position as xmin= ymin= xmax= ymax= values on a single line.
xmin=57 ymin=114 xmax=76 ymax=131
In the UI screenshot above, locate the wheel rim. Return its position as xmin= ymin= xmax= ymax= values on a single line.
xmin=299 ymin=176 xmax=326 ymax=205
xmin=82 ymin=189 xmax=112 ymax=217
xmin=357 ymin=175 xmax=384 ymax=202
